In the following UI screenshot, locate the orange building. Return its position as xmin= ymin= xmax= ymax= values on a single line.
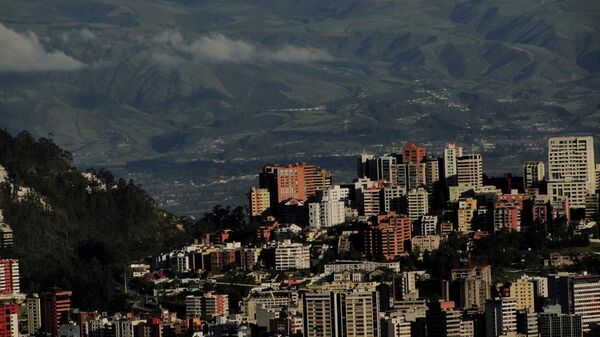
xmin=364 ymin=211 xmax=412 ymax=260
xmin=402 ymin=143 xmax=426 ymax=164
xmin=259 ymin=163 xmax=331 ymax=210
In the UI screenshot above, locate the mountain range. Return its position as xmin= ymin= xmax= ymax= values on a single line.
xmin=1 ymin=0 xmax=599 ymax=214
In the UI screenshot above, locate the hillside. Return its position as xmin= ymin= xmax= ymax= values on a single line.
xmin=0 ymin=129 xmax=185 ymax=310
xmin=0 ymin=0 xmax=598 ymax=213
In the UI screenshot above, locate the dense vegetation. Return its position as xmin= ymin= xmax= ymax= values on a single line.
xmin=0 ymin=129 xmax=186 ymax=310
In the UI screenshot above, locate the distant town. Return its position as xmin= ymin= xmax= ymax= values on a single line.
xmin=1 ymin=135 xmax=600 ymax=337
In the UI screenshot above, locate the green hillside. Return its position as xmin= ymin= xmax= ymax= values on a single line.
xmin=0 ymin=129 xmax=185 ymax=310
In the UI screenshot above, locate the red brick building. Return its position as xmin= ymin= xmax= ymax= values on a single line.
xmin=41 ymin=290 xmax=72 ymax=337
xmin=0 ymin=303 xmax=18 ymax=337
xmin=364 ymin=211 xmax=412 ymax=260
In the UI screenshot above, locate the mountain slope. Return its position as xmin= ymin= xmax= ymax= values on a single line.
xmin=0 ymin=0 xmax=598 ymax=213
xmin=0 ymin=129 xmax=185 ymax=309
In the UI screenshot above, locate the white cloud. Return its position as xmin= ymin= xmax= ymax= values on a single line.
xmin=153 ymin=30 xmax=184 ymax=46
xmin=152 ymin=31 xmax=334 ymax=64
xmin=188 ymin=34 xmax=257 ymax=62
xmin=152 ymin=52 xmax=185 ymax=68
xmin=0 ymin=23 xmax=85 ymax=72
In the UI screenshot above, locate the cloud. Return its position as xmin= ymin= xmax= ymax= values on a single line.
xmin=152 ymin=52 xmax=185 ymax=68
xmin=153 ymin=30 xmax=184 ymax=46
xmin=0 ymin=23 xmax=85 ymax=72
xmin=152 ymin=31 xmax=333 ymax=64
xmin=188 ymin=34 xmax=257 ymax=62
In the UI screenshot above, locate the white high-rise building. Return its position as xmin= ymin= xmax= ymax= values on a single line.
xmin=457 ymin=154 xmax=483 ymax=189
xmin=303 ymin=282 xmax=380 ymax=337
xmin=27 ymin=294 xmax=41 ymax=334
xmin=407 ymin=188 xmax=429 ymax=221
xmin=444 ymin=142 xmax=463 ymax=179
xmin=547 ymin=136 xmax=596 ymax=208
xmin=308 ymin=200 xmax=346 ymax=228
xmin=417 ymin=215 xmax=438 ymax=235
xmin=485 ymin=297 xmax=517 ymax=337
xmin=383 ymin=186 xmax=406 ymax=213
xmin=275 ymin=240 xmax=310 ymax=270
xmin=318 ymin=185 xmax=350 ymax=202
xmin=523 ymin=161 xmax=545 ymax=189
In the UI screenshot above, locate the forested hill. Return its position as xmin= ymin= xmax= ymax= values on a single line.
xmin=0 ymin=129 xmax=186 ymax=310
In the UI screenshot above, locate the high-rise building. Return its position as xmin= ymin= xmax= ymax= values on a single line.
xmin=302 ymin=282 xmax=380 ymax=337
xmin=552 ymin=274 xmax=600 ymax=332
xmin=0 ymin=303 xmax=18 ymax=337
xmin=457 ymin=198 xmax=477 ymax=233
xmin=364 ymin=212 xmax=411 ymax=260
xmin=309 ymin=185 xmax=348 ymax=228
xmin=0 ymin=212 xmax=13 ymax=250
xmin=383 ymin=186 xmax=405 ymax=213
xmin=249 ymin=187 xmax=270 ymax=217
xmin=357 ymin=154 xmax=377 ymax=180
xmin=538 ymin=305 xmax=583 ymax=337
xmin=457 ymin=154 xmax=483 ymax=189
xmin=585 ymin=193 xmax=599 ymax=220
xmin=407 ymin=188 xmax=429 ymax=221
xmin=523 ymin=161 xmax=545 ymax=189
xmin=595 ymin=163 xmax=600 ymax=192
xmin=274 ymin=240 xmax=310 ymax=270
xmin=547 ymin=136 xmax=596 ymax=209
xmin=185 ymin=295 xmax=202 ymax=318
xmin=382 ymin=312 xmax=411 ymax=337
xmin=485 ymin=297 xmax=517 ymax=337
xmin=444 ymin=276 xmax=491 ymax=312
xmin=308 ymin=199 xmax=345 ymax=228
xmin=460 ymin=319 xmax=475 ymax=337
xmin=0 ymin=259 xmax=19 ymax=295
xmin=443 ymin=142 xmax=463 ymax=180
xmin=446 ymin=265 xmax=493 ymax=313
xmin=402 ymin=143 xmax=426 ymax=165
xmin=361 ymin=186 xmax=383 ymax=216
xmin=202 ymin=292 xmax=229 ymax=318
xmin=27 ymin=294 xmax=41 ymax=334
xmin=516 ymin=310 xmax=539 ymax=337
xmin=259 ymin=163 xmax=331 ymax=209
xmin=493 ymin=199 xmax=521 ymax=232
xmin=416 ymin=215 xmax=438 ymax=236
xmin=509 ymin=276 xmax=535 ymax=312
xmin=305 ymin=165 xmax=332 ymax=198
xmin=378 ymin=155 xmax=398 ymax=184
xmin=318 ymin=185 xmax=350 ymax=202
xmin=424 ymin=159 xmax=440 ymax=191
xmin=425 ymin=301 xmax=461 ymax=337
xmin=41 ymin=290 xmax=72 ymax=337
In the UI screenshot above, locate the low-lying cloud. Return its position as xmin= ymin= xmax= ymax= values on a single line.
xmin=153 ymin=32 xmax=334 ymax=64
xmin=0 ymin=23 xmax=85 ymax=72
